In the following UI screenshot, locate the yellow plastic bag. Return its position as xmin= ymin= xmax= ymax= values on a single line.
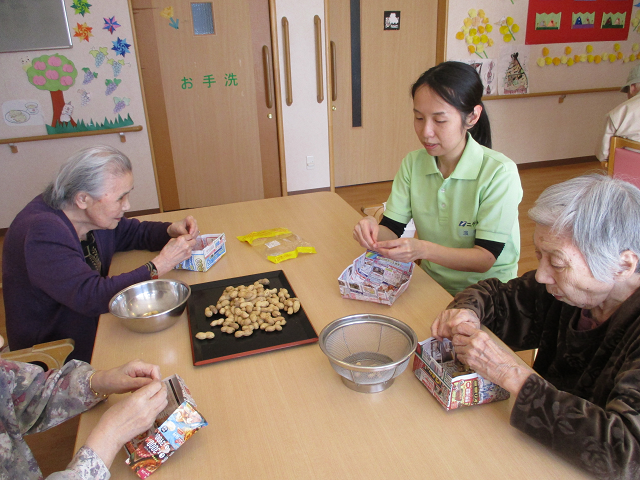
xmin=237 ymin=228 xmax=316 ymax=264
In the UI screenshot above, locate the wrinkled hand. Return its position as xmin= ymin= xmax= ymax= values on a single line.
xmin=452 ymin=322 xmax=533 ymax=395
xmin=152 ymin=235 xmax=197 ymax=276
xmin=85 ymin=380 xmax=168 ymax=468
xmin=353 ymin=216 xmax=379 ymax=250
xmin=374 ymin=237 xmax=425 ymax=263
xmin=431 ymin=308 xmax=481 ymax=341
xmin=89 ymin=360 xmax=161 ymax=396
xmin=167 ymin=215 xmax=199 ymax=240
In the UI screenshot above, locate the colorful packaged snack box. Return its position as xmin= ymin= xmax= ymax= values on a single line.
xmin=338 ymin=250 xmax=414 ymax=305
xmin=413 ymin=337 xmax=510 ymax=411
xmin=124 ymin=374 xmax=208 ymax=478
xmin=174 ymin=233 xmax=226 ymax=272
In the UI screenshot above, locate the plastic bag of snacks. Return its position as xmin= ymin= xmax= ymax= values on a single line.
xmin=124 ymin=375 xmax=207 ymax=478
xmin=237 ymin=228 xmax=316 ymax=264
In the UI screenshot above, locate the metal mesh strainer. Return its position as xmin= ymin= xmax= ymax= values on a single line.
xmin=319 ymin=314 xmax=418 ymax=393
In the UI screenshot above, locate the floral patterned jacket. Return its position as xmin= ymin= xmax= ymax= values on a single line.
xmin=0 ymin=359 xmax=110 ymax=479
xmin=449 ymin=271 xmax=640 ymax=480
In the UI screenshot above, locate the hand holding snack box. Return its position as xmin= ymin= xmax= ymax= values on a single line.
xmin=124 ymin=375 xmax=208 ymax=478
xmin=174 ymin=234 xmax=226 ymax=272
xmin=338 ymin=250 xmax=414 ymax=305
xmin=413 ymin=337 xmax=509 ymax=411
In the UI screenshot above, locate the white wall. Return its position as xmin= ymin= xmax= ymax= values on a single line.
xmin=0 ymin=0 xmax=158 ymax=229
xmin=445 ymin=1 xmax=635 ymax=165
xmin=488 ymin=91 xmax=621 ymax=164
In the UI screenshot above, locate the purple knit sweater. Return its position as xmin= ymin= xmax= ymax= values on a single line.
xmin=2 ymin=195 xmax=171 ymax=362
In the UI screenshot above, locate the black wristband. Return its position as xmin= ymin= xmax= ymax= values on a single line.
xmin=145 ymin=261 xmax=159 ymax=279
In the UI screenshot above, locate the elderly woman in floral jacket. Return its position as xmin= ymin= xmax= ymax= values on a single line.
xmin=0 ymin=345 xmax=167 ymax=479
xmin=432 ymin=174 xmax=640 ymax=479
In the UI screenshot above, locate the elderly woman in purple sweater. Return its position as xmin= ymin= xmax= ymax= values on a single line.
xmin=3 ymin=145 xmax=198 ymax=362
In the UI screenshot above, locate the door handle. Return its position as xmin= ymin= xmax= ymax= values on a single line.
xmin=314 ymin=15 xmax=324 ymax=103
xmin=282 ymin=17 xmax=293 ymax=106
xmin=330 ymin=41 xmax=337 ymax=101
xmin=262 ymin=45 xmax=274 ymax=109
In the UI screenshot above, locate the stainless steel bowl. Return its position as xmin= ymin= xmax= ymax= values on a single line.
xmin=319 ymin=314 xmax=418 ymax=393
xmin=109 ymin=279 xmax=191 ymax=333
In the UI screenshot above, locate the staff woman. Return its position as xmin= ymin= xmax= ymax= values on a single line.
xmin=3 ymin=145 xmax=198 ymax=362
xmin=353 ymin=62 xmax=522 ymax=295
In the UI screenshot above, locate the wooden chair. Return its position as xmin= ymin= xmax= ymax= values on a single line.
xmin=1 ymin=338 xmax=75 ymax=371
xmin=606 ymin=136 xmax=640 ymax=188
xmin=361 ymin=204 xmax=385 ymax=222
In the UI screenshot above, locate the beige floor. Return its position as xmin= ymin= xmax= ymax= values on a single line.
xmin=0 ymin=158 xmax=604 ymax=475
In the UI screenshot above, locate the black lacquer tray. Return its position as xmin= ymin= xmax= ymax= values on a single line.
xmin=187 ymin=270 xmax=318 ymax=365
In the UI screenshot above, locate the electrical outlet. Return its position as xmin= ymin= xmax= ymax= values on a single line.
xmin=306 ymin=155 xmax=315 ymax=170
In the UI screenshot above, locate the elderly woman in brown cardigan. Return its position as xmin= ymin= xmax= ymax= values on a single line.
xmin=432 ymin=174 xmax=640 ymax=479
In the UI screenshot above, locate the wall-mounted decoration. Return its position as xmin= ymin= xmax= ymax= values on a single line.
xmin=25 ymin=53 xmax=78 ymax=127
xmin=535 ymin=13 xmax=561 ymax=30
xmin=498 ymin=16 xmax=521 ymax=42
xmin=160 ymin=6 xmax=180 ymax=30
xmin=113 ymin=96 xmax=130 ymax=114
xmin=633 ymin=7 xmax=640 ymax=33
xmin=73 ymin=23 xmax=94 ymax=42
xmin=81 ymin=67 xmax=98 ymax=84
xmin=180 ymin=73 xmax=241 ymax=89
xmin=111 ymin=38 xmax=131 ymax=57
xmin=601 ymin=12 xmax=626 ymax=29
xmin=103 ymin=17 xmax=121 ymax=34
xmin=526 ymin=0 xmax=634 ymax=44
xmin=90 ymin=47 xmax=109 ymax=67
xmin=107 ymin=59 xmax=126 ymax=77
xmin=77 ymin=89 xmax=91 ymax=106
xmin=454 ymin=9 xmax=494 ymax=58
xmin=572 ymin=13 xmax=595 ymax=30
xmin=499 ymin=46 xmax=529 ymax=94
xmin=2 ymin=100 xmax=45 ymax=127
xmin=105 ymin=78 xmax=122 ymax=95
xmin=384 ymin=11 xmax=400 ymax=30
xmin=462 ymin=58 xmax=497 ymax=94
xmin=71 ymin=0 xmax=92 ymax=17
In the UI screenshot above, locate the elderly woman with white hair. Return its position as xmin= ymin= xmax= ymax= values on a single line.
xmin=432 ymin=174 xmax=640 ymax=479
xmin=3 ymin=145 xmax=199 ymax=363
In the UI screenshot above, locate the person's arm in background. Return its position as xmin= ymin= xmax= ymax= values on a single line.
xmin=596 ymin=114 xmax=616 ymax=162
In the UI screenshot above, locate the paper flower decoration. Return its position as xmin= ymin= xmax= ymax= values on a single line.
xmin=103 ymin=16 xmax=121 ymax=34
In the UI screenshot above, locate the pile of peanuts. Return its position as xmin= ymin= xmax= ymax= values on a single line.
xmin=195 ymin=278 xmax=301 ymax=340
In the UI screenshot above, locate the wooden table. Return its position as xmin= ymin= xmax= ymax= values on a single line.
xmin=75 ymin=192 xmax=589 ymax=479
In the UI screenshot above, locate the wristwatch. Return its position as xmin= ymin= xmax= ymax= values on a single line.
xmin=145 ymin=261 xmax=159 ymax=279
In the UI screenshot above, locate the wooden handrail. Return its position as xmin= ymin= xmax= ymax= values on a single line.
xmin=1 ymin=125 xmax=143 ymax=153
xmin=484 ymin=87 xmax=618 ymax=101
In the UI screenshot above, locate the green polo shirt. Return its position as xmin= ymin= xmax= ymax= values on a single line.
xmin=384 ymin=135 xmax=522 ymax=295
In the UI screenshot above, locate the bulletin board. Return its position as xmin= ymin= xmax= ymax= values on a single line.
xmin=445 ymin=0 xmax=640 ymax=96
xmin=0 ymin=0 xmax=144 ymax=138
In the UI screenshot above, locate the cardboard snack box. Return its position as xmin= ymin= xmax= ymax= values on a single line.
xmin=413 ymin=337 xmax=510 ymax=411
xmin=338 ymin=250 xmax=414 ymax=305
xmin=124 ymin=375 xmax=208 ymax=478
xmin=174 ymin=233 xmax=226 ymax=272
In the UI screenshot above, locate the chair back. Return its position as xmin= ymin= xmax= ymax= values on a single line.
xmin=1 ymin=339 xmax=75 ymax=371
xmin=608 ymin=136 xmax=640 ymax=189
